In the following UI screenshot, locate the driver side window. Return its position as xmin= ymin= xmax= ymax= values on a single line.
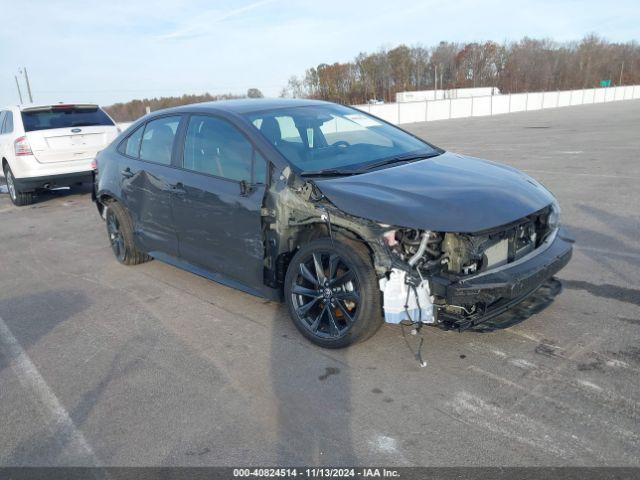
xmin=183 ymin=115 xmax=267 ymax=184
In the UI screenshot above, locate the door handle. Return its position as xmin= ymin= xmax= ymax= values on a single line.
xmin=169 ymin=182 xmax=186 ymax=195
xmin=121 ymin=167 xmax=134 ymax=178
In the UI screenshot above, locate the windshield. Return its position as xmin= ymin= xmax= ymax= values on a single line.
xmin=244 ymin=104 xmax=440 ymax=174
xmin=21 ymin=106 xmax=114 ymax=132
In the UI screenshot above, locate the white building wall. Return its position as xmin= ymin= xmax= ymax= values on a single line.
xmin=354 ymin=85 xmax=640 ymax=126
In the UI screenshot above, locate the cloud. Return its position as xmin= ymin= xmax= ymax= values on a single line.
xmin=159 ymin=0 xmax=278 ymax=40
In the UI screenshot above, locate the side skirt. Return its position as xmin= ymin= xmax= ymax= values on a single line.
xmin=148 ymin=251 xmax=283 ymax=302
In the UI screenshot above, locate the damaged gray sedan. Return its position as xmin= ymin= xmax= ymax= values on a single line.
xmin=94 ymin=98 xmax=572 ymax=348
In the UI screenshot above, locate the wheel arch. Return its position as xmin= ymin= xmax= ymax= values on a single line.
xmin=95 ymin=189 xmax=122 ymax=217
xmin=276 ymin=221 xmax=381 ymax=286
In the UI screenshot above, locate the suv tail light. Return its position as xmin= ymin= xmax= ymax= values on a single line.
xmin=90 ymin=159 xmax=97 ymax=170
xmin=14 ymin=136 xmax=33 ymax=156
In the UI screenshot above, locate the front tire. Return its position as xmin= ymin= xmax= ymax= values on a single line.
xmin=105 ymin=201 xmax=151 ymax=265
xmin=284 ymin=238 xmax=383 ymax=348
xmin=4 ymin=164 xmax=34 ymax=206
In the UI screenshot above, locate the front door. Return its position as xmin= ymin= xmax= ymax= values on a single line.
xmin=172 ymin=114 xmax=268 ymax=290
xmin=119 ymin=115 xmax=183 ymax=257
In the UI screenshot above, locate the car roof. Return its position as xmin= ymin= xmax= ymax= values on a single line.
xmin=159 ymin=98 xmax=334 ymax=116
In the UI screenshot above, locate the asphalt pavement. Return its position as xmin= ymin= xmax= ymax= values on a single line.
xmin=0 ymin=100 xmax=638 ymax=466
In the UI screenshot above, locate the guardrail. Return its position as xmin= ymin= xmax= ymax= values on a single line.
xmin=354 ymin=85 xmax=640 ymax=125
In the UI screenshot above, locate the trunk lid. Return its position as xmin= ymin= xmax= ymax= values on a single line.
xmin=25 ymin=126 xmax=118 ymax=163
xmin=21 ymin=104 xmax=118 ymax=163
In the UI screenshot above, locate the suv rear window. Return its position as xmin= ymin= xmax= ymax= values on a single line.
xmin=21 ymin=106 xmax=114 ymax=132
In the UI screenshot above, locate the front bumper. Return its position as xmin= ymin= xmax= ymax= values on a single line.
xmin=434 ymin=227 xmax=573 ymax=329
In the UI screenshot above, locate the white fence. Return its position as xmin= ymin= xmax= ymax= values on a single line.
xmin=396 ymin=87 xmax=500 ymax=102
xmin=355 ymin=85 xmax=640 ymax=125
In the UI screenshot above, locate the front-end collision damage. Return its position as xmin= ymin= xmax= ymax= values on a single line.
xmin=262 ymin=171 xmax=571 ymax=333
xmin=260 ymin=171 xmax=398 ymax=292
xmin=376 ymin=204 xmax=573 ymax=331
xmin=261 ymin=173 xmax=436 ymax=326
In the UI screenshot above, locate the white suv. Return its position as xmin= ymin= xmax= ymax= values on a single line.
xmin=0 ymin=103 xmax=119 ymax=206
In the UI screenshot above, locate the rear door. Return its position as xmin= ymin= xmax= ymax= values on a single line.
xmin=21 ymin=105 xmax=118 ymax=163
xmin=172 ymin=114 xmax=268 ymax=290
xmin=117 ymin=115 xmax=184 ymax=257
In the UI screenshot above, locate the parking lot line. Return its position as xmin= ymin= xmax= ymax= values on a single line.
xmin=0 ymin=315 xmax=99 ymax=466
xmin=574 ymin=245 xmax=640 ymax=260
xmin=523 ymin=169 xmax=640 ymax=179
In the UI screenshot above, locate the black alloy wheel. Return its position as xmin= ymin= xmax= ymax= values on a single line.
xmin=106 ymin=207 xmax=126 ymax=263
xmin=104 ymin=201 xmax=151 ymax=266
xmin=292 ymin=251 xmax=360 ymax=339
xmin=285 ymin=238 xmax=383 ymax=348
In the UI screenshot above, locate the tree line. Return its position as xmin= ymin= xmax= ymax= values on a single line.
xmin=282 ymin=35 xmax=640 ymax=104
xmin=104 ymin=35 xmax=639 ymax=119
xmin=104 ymin=89 xmax=263 ymax=122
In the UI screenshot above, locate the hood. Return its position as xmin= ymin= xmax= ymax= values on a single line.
xmin=314 ymin=151 xmax=555 ymax=233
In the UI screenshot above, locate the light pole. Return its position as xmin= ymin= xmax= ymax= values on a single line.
xmin=19 ymin=67 xmax=33 ymax=103
xmin=14 ymin=75 xmax=24 ymax=104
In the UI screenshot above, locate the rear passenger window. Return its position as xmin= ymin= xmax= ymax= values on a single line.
xmin=139 ymin=116 xmax=180 ymax=165
xmin=183 ymin=115 xmax=266 ymax=183
xmin=3 ymin=112 xmax=13 ymax=133
xmin=0 ymin=112 xmax=6 ymax=133
xmin=119 ymin=124 xmax=145 ymax=158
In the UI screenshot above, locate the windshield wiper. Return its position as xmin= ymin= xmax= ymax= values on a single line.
xmin=358 ymin=152 xmax=441 ymax=172
xmin=300 ymin=169 xmax=357 ymax=177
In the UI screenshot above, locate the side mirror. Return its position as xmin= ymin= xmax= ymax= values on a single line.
xmin=239 ymin=179 xmax=254 ymax=196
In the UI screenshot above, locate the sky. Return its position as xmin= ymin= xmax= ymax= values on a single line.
xmin=0 ymin=0 xmax=638 ymax=107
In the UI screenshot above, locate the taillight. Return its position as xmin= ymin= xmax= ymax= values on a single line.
xmin=14 ymin=136 xmax=33 ymax=156
xmin=90 ymin=159 xmax=97 ymax=170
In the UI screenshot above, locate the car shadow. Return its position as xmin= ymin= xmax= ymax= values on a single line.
xmin=0 ymin=180 xmax=93 ymax=206
xmin=468 ymin=277 xmax=563 ymax=333
xmin=269 ymin=303 xmax=357 ymax=466
xmin=0 ymin=290 xmax=91 ymax=373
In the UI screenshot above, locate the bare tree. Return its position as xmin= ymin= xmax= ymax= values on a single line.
xmin=292 ymin=35 xmax=639 ymax=104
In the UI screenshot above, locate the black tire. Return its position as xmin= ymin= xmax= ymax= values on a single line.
xmin=284 ymin=237 xmax=383 ymax=348
xmin=105 ymin=201 xmax=152 ymax=265
xmin=3 ymin=164 xmax=34 ymax=206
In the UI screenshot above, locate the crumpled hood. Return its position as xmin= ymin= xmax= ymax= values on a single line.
xmin=314 ymin=151 xmax=555 ymax=233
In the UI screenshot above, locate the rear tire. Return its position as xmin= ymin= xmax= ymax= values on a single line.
xmin=105 ymin=201 xmax=152 ymax=265
xmin=284 ymin=238 xmax=383 ymax=348
xmin=4 ymin=164 xmax=34 ymax=206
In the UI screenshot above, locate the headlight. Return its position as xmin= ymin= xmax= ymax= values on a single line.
xmin=548 ymin=201 xmax=561 ymax=230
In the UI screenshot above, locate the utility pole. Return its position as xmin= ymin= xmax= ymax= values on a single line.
xmin=23 ymin=67 xmax=34 ymax=103
xmin=434 ymin=65 xmax=438 ymax=91
xmin=14 ymin=75 xmax=24 ymax=104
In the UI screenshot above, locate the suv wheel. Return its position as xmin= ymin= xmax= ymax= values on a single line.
xmin=4 ymin=165 xmax=34 ymax=206
xmin=105 ymin=201 xmax=152 ymax=265
xmin=284 ymin=238 xmax=383 ymax=348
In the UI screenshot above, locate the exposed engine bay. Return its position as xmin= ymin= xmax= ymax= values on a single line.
xmin=378 ymin=207 xmax=558 ymax=329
